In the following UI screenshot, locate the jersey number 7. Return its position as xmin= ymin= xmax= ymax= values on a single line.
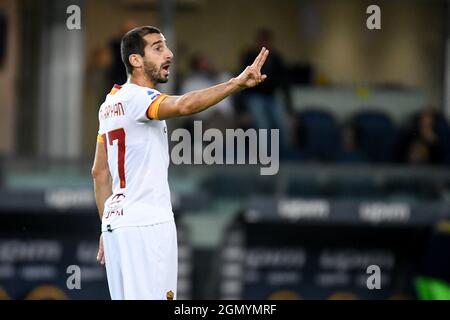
xmin=104 ymin=128 xmax=126 ymax=189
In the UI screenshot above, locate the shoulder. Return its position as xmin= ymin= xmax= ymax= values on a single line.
xmin=122 ymin=83 xmax=161 ymax=101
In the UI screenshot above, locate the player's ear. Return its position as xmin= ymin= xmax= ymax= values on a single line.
xmin=129 ymin=54 xmax=143 ymax=70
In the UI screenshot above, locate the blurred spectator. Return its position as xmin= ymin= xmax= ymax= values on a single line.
xmin=87 ymin=47 xmax=112 ymax=106
xmin=401 ymin=110 xmax=446 ymax=165
xmin=241 ymin=29 xmax=286 ymax=97
xmin=239 ymin=28 xmax=291 ymax=155
xmin=108 ymin=20 xmax=140 ymax=86
xmin=180 ymin=53 xmax=235 ymax=133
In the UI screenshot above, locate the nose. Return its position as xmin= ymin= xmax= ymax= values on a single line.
xmin=166 ymin=48 xmax=174 ymax=60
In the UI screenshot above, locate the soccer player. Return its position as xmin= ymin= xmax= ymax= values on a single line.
xmin=91 ymin=26 xmax=269 ymax=300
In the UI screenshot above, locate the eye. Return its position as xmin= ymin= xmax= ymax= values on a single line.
xmin=155 ymin=46 xmax=162 ymax=52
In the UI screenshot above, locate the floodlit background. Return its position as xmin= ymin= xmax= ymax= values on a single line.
xmin=0 ymin=0 xmax=449 ymax=299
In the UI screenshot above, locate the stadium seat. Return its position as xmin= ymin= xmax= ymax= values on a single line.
xmin=296 ymin=109 xmax=341 ymax=162
xmin=352 ymin=110 xmax=397 ymax=163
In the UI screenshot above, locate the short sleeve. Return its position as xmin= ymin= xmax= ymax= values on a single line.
xmin=126 ymin=88 xmax=168 ymax=122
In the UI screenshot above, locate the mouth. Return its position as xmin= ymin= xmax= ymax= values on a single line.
xmin=161 ymin=63 xmax=171 ymax=75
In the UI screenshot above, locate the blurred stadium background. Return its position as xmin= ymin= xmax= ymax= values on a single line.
xmin=0 ymin=0 xmax=450 ymax=300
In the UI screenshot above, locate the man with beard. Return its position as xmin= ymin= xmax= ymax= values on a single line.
xmin=91 ymin=26 xmax=269 ymax=300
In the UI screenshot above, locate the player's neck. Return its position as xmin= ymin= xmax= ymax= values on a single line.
xmin=127 ymin=73 xmax=156 ymax=89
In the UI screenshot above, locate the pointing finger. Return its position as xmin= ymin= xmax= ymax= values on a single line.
xmin=257 ymin=49 xmax=269 ymax=70
xmin=252 ymin=47 xmax=266 ymax=68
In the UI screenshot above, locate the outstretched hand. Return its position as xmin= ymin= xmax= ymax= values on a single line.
xmin=235 ymin=47 xmax=269 ymax=89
